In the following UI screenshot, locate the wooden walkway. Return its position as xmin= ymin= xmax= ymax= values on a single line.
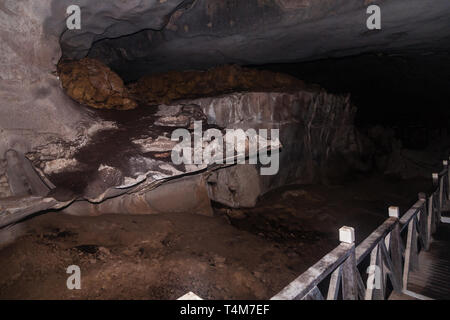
xmin=406 ymin=222 xmax=450 ymax=299
xmin=181 ymin=160 xmax=450 ymax=301
xmin=268 ymin=160 xmax=450 ymax=301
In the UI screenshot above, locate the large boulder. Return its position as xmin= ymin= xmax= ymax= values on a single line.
xmin=58 ymin=58 xmax=137 ymax=110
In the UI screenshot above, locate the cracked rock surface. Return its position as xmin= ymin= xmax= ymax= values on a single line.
xmin=128 ymin=64 xmax=306 ymax=105
xmin=58 ymin=58 xmax=138 ymax=110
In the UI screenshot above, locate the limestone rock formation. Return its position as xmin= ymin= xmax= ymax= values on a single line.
xmin=58 ymin=58 xmax=137 ymax=110
xmin=1 ymin=0 xmax=449 ymax=216
xmin=0 ymin=0 xmax=103 ymax=200
xmin=128 ymin=65 xmax=306 ymax=105
xmin=192 ymin=90 xmax=367 ymax=207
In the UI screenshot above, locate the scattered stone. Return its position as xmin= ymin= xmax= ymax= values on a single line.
xmin=83 ymin=165 xmax=124 ymax=198
xmin=153 ymin=152 xmax=171 ymax=159
xmin=98 ymin=246 xmax=111 ymax=260
xmin=155 ymin=105 xmax=182 ymax=117
xmin=43 ymin=159 xmax=80 ymax=175
xmin=182 ymin=104 xmax=208 ymax=127
xmin=133 ymin=136 xmax=177 ymax=153
xmin=225 ymin=209 xmax=247 ymax=220
xmin=154 ymin=115 xmax=190 ymax=127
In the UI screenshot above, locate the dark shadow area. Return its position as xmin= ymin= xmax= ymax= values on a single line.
xmin=247 ymin=51 xmax=450 ymax=150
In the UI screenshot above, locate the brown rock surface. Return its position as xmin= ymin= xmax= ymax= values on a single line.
xmin=58 ymin=58 xmax=137 ymax=110
xmin=128 ymin=65 xmax=306 ymax=105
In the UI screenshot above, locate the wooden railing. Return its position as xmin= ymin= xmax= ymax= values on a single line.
xmin=271 ymin=160 xmax=449 ymax=300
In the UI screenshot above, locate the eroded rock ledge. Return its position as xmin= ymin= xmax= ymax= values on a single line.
xmin=58 ymin=59 xmax=309 ymax=109
xmin=23 ymin=88 xmax=361 ymax=206
xmin=128 ymin=64 xmax=308 ymax=105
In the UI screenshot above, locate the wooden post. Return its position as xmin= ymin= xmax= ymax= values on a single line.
xmin=439 ymin=176 xmax=444 ymax=219
xmin=327 ymin=265 xmax=342 ymax=300
xmin=432 ymin=173 xmax=439 ymax=187
xmin=365 ymin=244 xmax=380 ymax=300
xmin=426 ymin=194 xmax=433 ymax=250
xmin=442 ymin=160 xmax=448 ymax=203
xmin=303 ymin=286 xmax=324 ymax=300
xmin=411 ymin=216 xmax=419 ymax=271
xmin=418 ymin=193 xmax=428 ymax=250
xmin=389 ymin=206 xmax=399 ymax=218
xmin=448 ymin=156 xmax=450 ymax=199
xmin=403 ymin=212 xmax=419 ymax=289
xmin=432 ymin=193 xmax=438 ymax=233
xmin=377 ymin=242 xmax=386 ymax=299
xmin=387 ymin=207 xmax=403 ymax=292
xmin=432 ymin=172 xmax=441 ymax=230
xmin=340 ymin=226 xmax=358 ymax=300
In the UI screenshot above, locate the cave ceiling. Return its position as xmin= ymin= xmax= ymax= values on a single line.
xmin=47 ymin=0 xmax=450 ymax=81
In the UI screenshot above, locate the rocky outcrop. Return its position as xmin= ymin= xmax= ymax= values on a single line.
xmin=128 ymin=65 xmax=306 ymax=105
xmin=192 ymin=90 xmax=368 ymax=207
xmin=0 ymin=0 xmax=111 ymax=192
xmin=39 ymin=101 xmax=280 ymax=201
xmin=58 ymin=58 xmax=137 ymax=110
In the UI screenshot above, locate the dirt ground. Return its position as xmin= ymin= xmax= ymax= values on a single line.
xmin=0 ymin=175 xmax=431 ymax=299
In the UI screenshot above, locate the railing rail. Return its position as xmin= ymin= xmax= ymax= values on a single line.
xmin=271 ymin=227 xmax=356 ymax=300
xmin=270 ymin=158 xmax=450 ymax=300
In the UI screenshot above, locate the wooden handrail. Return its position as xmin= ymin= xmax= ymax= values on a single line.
xmin=356 ymin=217 xmax=397 ymax=264
xmin=270 ymin=157 xmax=448 ymax=300
xmin=399 ymin=199 xmax=425 ymax=232
xmin=182 ymin=158 xmax=450 ymax=301
xmin=271 ymin=242 xmax=354 ymax=300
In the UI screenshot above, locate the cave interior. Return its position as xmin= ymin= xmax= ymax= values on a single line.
xmin=0 ymin=0 xmax=449 ymax=300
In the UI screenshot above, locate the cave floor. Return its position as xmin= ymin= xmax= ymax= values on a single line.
xmin=0 ymin=175 xmax=431 ymax=299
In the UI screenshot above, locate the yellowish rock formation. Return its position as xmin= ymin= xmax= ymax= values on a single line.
xmin=58 ymin=58 xmax=137 ymax=110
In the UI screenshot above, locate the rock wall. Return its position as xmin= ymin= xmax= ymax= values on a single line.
xmin=0 ymin=0 xmax=206 ymax=165
xmin=191 ymin=90 xmax=368 ymax=207
xmin=0 ymin=1 xmax=99 ymax=171
xmin=0 ymin=160 xmax=11 ymax=198
xmin=0 ymin=1 xmax=141 ymax=198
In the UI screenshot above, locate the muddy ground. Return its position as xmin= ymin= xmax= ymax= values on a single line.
xmin=0 ymin=175 xmax=431 ymax=299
